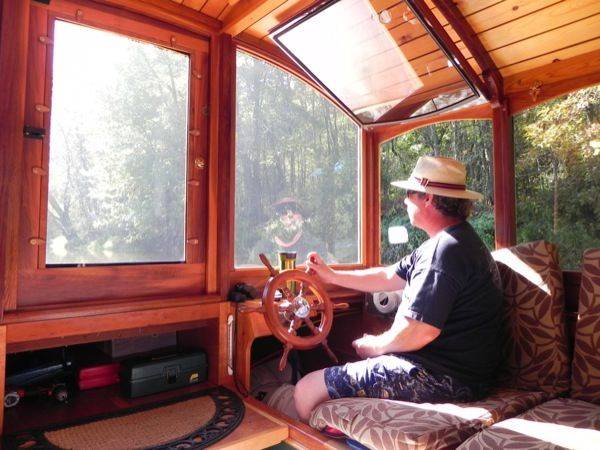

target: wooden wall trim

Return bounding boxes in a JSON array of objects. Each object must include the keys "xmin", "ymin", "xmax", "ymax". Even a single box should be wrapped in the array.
[
  {"xmin": 222, "ymin": 0, "xmax": 285, "ymax": 37},
  {"xmin": 91, "ymin": 0, "xmax": 220, "ymax": 35},
  {"xmin": 362, "ymin": 130, "xmax": 379, "ymax": 267},
  {"xmin": 206, "ymin": 34, "xmax": 221, "ymax": 294},
  {"xmin": 218, "ymin": 34, "xmax": 236, "ymax": 296},
  {"xmin": 492, "ymin": 101, "xmax": 516, "ymax": 249},
  {"xmin": 0, "ymin": 0, "xmax": 30, "ymax": 314},
  {"xmin": 506, "ymin": 48, "xmax": 600, "ymax": 115},
  {"xmin": 371, "ymin": 103, "xmax": 492, "ymax": 144}
]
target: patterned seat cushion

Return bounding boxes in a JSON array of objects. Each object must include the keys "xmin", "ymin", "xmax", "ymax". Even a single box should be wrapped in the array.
[
  {"xmin": 309, "ymin": 388, "xmax": 550, "ymax": 450},
  {"xmin": 571, "ymin": 248, "xmax": 600, "ymax": 404},
  {"xmin": 457, "ymin": 398, "xmax": 600, "ymax": 450},
  {"xmin": 492, "ymin": 241, "xmax": 570, "ymax": 395}
]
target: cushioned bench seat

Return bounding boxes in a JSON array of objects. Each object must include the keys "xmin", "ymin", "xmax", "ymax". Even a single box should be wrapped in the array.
[
  {"xmin": 457, "ymin": 398, "xmax": 600, "ymax": 450},
  {"xmin": 310, "ymin": 388, "xmax": 551, "ymax": 450},
  {"xmin": 307, "ymin": 241, "xmax": 572, "ymax": 450}
]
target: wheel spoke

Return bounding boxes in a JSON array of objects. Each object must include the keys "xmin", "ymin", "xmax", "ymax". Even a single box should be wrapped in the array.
[
  {"xmin": 287, "ymin": 317, "xmax": 298, "ymax": 334},
  {"xmin": 303, "ymin": 317, "xmax": 320, "ymax": 335}
]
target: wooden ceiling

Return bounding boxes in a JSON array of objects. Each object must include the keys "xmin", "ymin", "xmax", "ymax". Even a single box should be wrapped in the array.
[
  {"xmin": 174, "ymin": 0, "xmax": 600, "ymax": 76},
  {"xmin": 173, "ymin": 0, "xmax": 600, "ymax": 115}
]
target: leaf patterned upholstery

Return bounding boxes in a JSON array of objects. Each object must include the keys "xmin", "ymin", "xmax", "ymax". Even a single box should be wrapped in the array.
[
  {"xmin": 571, "ymin": 248, "xmax": 600, "ymax": 404},
  {"xmin": 457, "ymin": 398, "xmax": 600, "ymax": 450},
  {"xmin": 492, "ymin": 241, "xmax": 570, "ymax": 394},
  {"xmin": 309, "ymin": 388, "xmax": 550, "ymax": 450}
]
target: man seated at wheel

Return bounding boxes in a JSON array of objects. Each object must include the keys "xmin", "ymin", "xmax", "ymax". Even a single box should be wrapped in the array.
[{"xmin": 294, "ymin": 156, "xmax": 503, "ymax": 422}]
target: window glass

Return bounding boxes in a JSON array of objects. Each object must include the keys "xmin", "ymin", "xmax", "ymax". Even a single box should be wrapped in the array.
[
  {"xmin": 514, "ymin": 85, "xmax": 600, "ymax": 269},
  {"xmin": 380, "ymin": 120, "xmax": 494, "ymax": 264},
  {"xmin": 235, "ymin": 51, "xmax": 361, "ymax": 267},
  {"xmin": 46, "ymin": 21, "xmax": 189, "ymax": 265}
]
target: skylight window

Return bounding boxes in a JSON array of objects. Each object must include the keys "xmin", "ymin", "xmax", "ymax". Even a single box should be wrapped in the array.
[{"xmin": 272, "ymin": 0, "xmax": 480, "ymax": 125}]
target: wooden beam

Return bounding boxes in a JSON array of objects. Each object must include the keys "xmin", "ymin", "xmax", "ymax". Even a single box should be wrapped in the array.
[
  {"xmin": 406, "ymin": 0, "xmax": 489, "ymax": 100},
  {"xmin": 91, "ymin": 0, "xmax": 221, "ymax": 34},
  {"xmin": 492, "ymin": 101, "xmax": 516, "ymax": 249},
  {"xmin": 371, "ymin": 102, "xmax": 492, "ymax": 144},
  {"xmin": 429, "ymin": 0, "xmax": 502, "ymax": 103},
  {"xmin": 222, "ymin": 0, "xmax": 287, "ymax": 37},
  {"xmin": 218, "ymin": 34, "xmax": 235, "ymax": 296},
  {"xmin": 506, "ymin": 48, "xmax": 600, "ymax": 114},
  {"xmin": 0, "ymin": 0, "xmax": 30, "ymax": 315}
]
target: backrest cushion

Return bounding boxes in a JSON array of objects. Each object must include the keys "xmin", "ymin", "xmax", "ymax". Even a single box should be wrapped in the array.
[
  {"xmin": 493, "ymin": 240, "xmax": 570, "ymax": 394},
  {"xmin": 571, "ymin": 248, "xmax": 600, "ymax": 404}
]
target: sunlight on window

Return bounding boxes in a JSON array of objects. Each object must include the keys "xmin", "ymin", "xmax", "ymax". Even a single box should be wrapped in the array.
[
  {"xmin": 234, "ymin": 51, "xmax": 361, "ymax": 268},
  {"xmin": 46, "ymin": 21, "xmax": 190, "ymax": 265},
  {"xmin": 276, "ymin": 0, "xmax": 422, "ymax": 122}
]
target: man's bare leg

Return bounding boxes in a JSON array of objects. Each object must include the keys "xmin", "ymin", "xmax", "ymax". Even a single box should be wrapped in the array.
[{"xmin": 294, "ymin": 369, "xmax": 330, "ymax": 422}]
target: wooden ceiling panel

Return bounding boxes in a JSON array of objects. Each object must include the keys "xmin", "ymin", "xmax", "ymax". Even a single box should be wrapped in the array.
[
  {"xmin": 201, "ymin": 0, "xmax": 230, "ymax": 17},
  {"xmin": 476, "ymin": 0, "xmax": 600, "ymax": 53},
  {"xmin": 499, "ymin": 37, "xmax": 600, "ymax": 77},
  {"xmin": 490, "ymin": 13, "xmax": 600, "ymax": 72},
  {"xmin": 180, "ymin": 0, "xmax": 207, "ymax": 12}
]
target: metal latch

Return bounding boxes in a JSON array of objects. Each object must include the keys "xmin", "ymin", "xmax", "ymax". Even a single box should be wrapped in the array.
[
  {"xmin": 164, "ymin": 365, "xmax": 180, "ymax": 384},
  {"xmin": 24, "ymin": 126, "xmax": 46, "ymax": 140}
]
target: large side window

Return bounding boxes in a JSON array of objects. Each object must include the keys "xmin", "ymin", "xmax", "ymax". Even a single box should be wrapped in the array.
[
  {"xmin": 514, "ymin": 85, "xmax": 600, "ymax": 269},
  {"xmin": 235, "ymin": 50, "xmax": 361, "ymax": 267},
  {"xmin": 46, "ymin": 21, "xmax": 189, "ymax": 265},
  {"xmin": 380, "ymin": 121, "xmax": 495, "ymax": 264},
  {"xmin": 19, "ymin": 1, "xmax": 209, "ymax": 306}
]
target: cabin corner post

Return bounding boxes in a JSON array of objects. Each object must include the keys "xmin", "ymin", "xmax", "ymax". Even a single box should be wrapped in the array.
[
  {"xmin": 0, "ymin": 325, "xmax": 5, "ymax": 435},
  {"xmin": 363, "ymin": 128, "xmax": 380, "ymax": 267},
  {"xmin": 0, "ymin": 0, "xmax": 31, "ymax": 314},
  {"xmin": 492, "ymin": 100, "xmax": 516, "ymax": 249},
  {"xmin": 218, "ymin": 33, "xmax": 235, "ymax": 296}
]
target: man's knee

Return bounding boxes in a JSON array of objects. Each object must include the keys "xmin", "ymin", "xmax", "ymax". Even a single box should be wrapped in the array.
[{"xmin": 294, "ymin": 369, "xmax": 329, "ymax": 422}]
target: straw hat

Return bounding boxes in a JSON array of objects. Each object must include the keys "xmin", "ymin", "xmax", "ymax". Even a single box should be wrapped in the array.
[{"xmin": 391, "ymin": 156, "xmax": 483, "ymax": 200}]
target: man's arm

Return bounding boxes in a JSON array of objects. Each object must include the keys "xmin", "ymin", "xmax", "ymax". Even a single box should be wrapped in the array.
[
  {"xmin": 352, "ymin": 315, "xmax": 441, "ymax": 358},
  {"xmin": 305, "ymin": 252, "xmax": 406, "ymax": 293}
]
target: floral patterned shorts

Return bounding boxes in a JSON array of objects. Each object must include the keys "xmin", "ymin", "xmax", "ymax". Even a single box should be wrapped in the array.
[{"xmin": 324, "ymin": 354, "xmax": 477, "ymax": 403}]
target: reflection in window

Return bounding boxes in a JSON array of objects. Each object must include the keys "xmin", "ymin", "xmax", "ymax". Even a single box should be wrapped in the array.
[
  {"xmin": 380, "ymin": 121, "xmax": 494, "ymax": 264},
  {"xmin": 46, "ymin": 21, "xmax": 189, "ymax": 265},
  {"xmin": 235, "ymin": 51, "xmax": 360, "ymax": 267},
  {"xmin": 515, "ymin": 85, "xmax": 600, "ymax": 269}
]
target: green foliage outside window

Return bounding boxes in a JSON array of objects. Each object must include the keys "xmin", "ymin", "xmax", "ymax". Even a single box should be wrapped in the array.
[
  {"xmin": 380, "ymin": 120, "xmax": 494, "ymax": 265},
  {"xmin": 235, "ymin": 51, "xmax": 360, "ymax": 267},
  {"xmin": 46, "ymin": 21, "xmax": 189, "ymax": 265},
  {"xmin": 514, "ymin": 85, "xmax": 600, "ymax": 269}
]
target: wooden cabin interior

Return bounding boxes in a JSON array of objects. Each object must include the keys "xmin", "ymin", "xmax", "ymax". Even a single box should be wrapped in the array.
[{"xmin": 1, "ymin": 0, "xmax": 599, "ymax": 448}]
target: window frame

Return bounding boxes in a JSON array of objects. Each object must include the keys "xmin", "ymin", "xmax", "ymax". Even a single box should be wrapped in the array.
[
  {"xmin": 18, "ymin": 0, "xmax": 211, "ymax": 307},
  {"xmin": 229, "ymin": 41, "xmax": 368, "ymax": 282}
]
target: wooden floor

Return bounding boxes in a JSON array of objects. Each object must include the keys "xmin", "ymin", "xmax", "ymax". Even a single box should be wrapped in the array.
[{"xmin": 213, "ymin": 401, "xmax": 288, "ymax": 449}]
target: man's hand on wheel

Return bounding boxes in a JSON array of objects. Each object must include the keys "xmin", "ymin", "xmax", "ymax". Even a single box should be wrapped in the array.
[{"xmin": 305, "ymin": 252, "xmax": 335, "ymax": 284}]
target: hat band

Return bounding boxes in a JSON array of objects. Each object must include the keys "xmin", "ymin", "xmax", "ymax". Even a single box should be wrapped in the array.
[{"xmin": 413, "ymin": 176, "xmax": 466, "ymax": 191}]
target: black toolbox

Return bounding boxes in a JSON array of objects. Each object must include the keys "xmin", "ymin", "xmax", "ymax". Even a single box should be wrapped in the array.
[{"xmin": 120, "ymin": 350, "xmax": 207, "ymax": 398}]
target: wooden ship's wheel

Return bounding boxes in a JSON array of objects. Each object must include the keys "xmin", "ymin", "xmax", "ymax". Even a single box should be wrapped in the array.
[{"xmin": 242, "ymin": 254, "xmax": 347, "ymax": 371}]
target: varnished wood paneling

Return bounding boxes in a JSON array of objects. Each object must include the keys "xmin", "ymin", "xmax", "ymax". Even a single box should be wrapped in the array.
[
  {"xmin": 201, "ymin": 0, "xmax": 229, "ymax": 18},
  {"xmin": 500, "ymin": 37, "xmax": 600, "ymax": 77},
  {"xmin": 507, "ymin": 48, "xmax": 600, "ymax": 114},
  {"xmin": 0, "ymin": 0, "xmax": 30, "ymax": 313},
  {"xmin": 222, "ymin": 0, "xmax": 288, "ymax": 36},
  {"xmin": 371, "ymin": 102, "xmax": 493, "ymax": 144},
  {"xmin": 490, "ymin": 13, "xmax": 600, "ymax": 72},
  {"xmin": 96, "ymin": 0, "xmax": 221, "ymax": 33},
  {"xmin": 19, "ymin": 264, "xmax": 206, "ymax": 306}
]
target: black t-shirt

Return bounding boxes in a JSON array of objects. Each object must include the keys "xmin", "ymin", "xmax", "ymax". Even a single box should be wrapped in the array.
[{"xmin": 395, "ymin": 221, "xmax": 503, "ymax": 386}]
